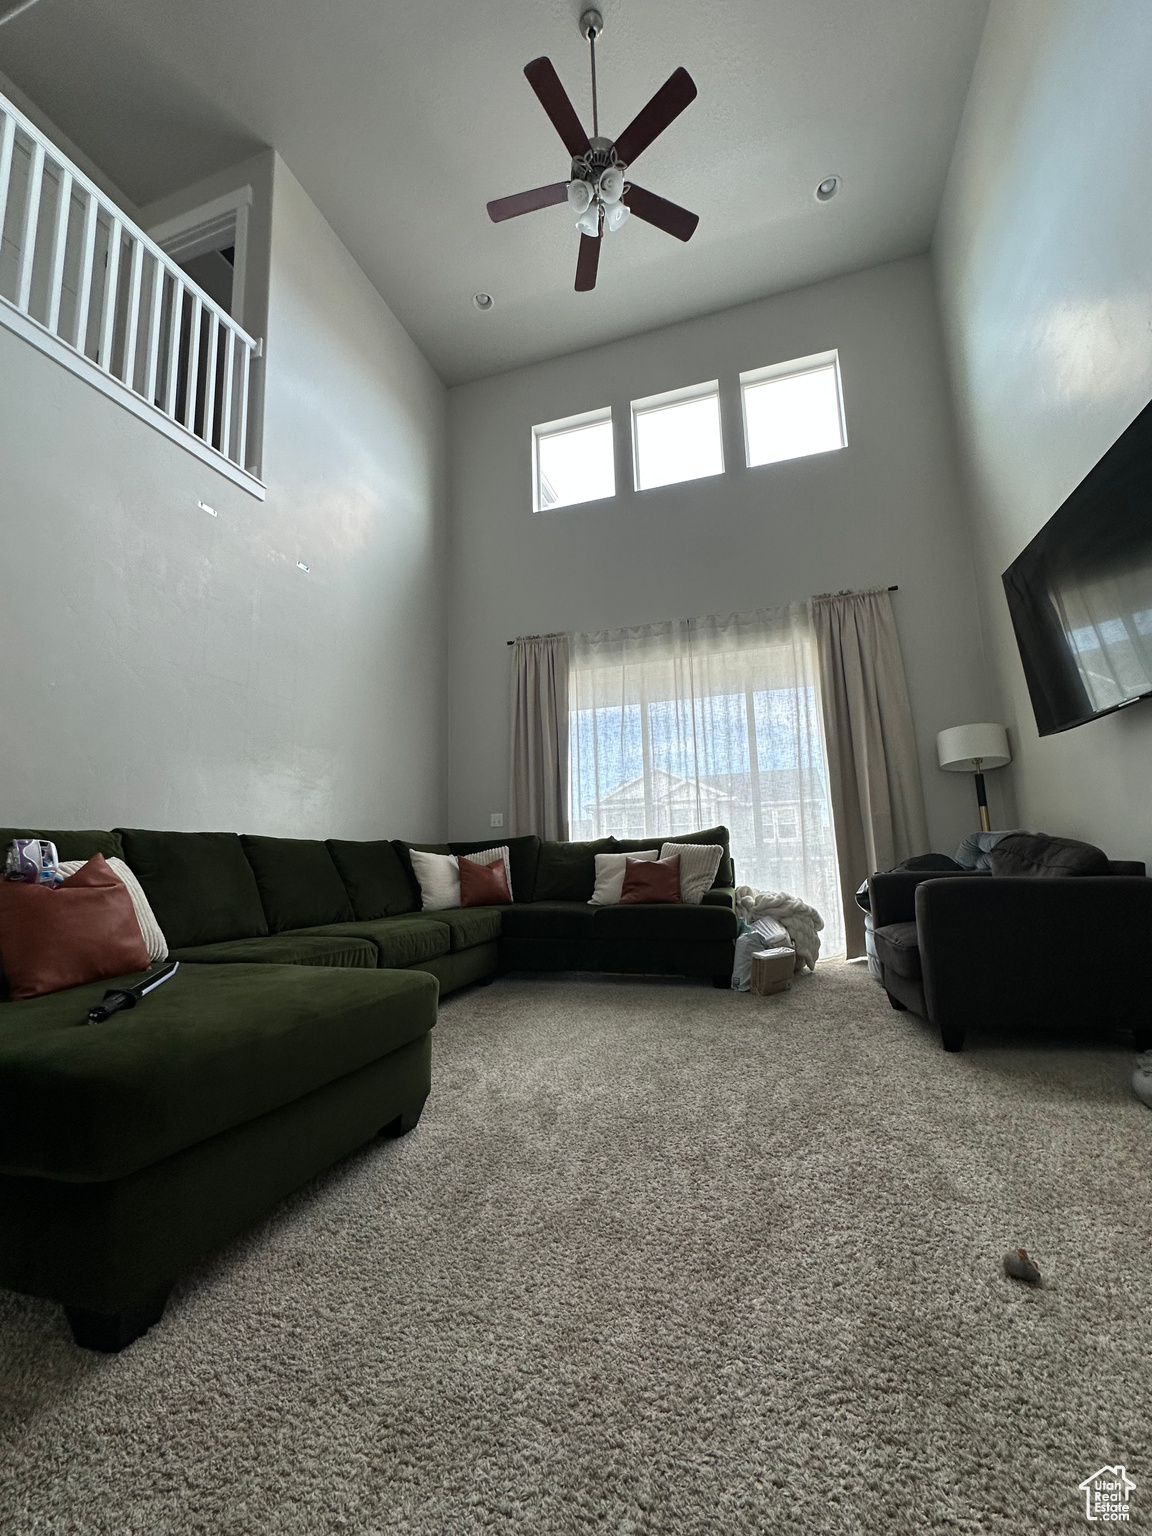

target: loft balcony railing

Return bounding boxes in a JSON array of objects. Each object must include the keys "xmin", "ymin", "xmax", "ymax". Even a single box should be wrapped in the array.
[{"xmin": 0, "ymin": 88, "xmax": 263, "ymax": 491}]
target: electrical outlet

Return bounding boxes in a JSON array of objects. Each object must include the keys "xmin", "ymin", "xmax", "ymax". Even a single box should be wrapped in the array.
[{"xmin": 490, "ymin": 812, "xmax": 504, "ymax": 828}]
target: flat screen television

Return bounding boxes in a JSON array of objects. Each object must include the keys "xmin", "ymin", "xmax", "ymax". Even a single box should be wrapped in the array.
[{"xmin": 1003, "ymin": 398, "xmax": 1152, "ymax": 736}]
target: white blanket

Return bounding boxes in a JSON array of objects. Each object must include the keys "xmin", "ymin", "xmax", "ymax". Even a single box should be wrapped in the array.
[{"xmin": 734, "ymin": 885, "xmax": 824, "ymax": 971}]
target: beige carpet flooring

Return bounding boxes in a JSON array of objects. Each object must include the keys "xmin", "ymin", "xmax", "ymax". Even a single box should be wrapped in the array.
[{"xmin": 1, "ymin": 963, "xmax": 1149, "ymax": 1534}]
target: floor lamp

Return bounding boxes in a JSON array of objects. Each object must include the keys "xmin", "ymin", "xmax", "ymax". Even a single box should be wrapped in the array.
[{"xmin": 936, "ymin": 723, "xmax": 1011, "ymax": 832}]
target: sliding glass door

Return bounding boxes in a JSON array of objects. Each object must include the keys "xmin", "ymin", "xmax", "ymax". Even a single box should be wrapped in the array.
[{"xmin": 569, "ymin": 604, "xmax": 844, "ymax": 955}]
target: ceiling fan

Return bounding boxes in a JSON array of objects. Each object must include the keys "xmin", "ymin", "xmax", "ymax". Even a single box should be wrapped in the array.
[{"xmin": 486, "ymin": 8, "xmax": 699, "ymax": 293}]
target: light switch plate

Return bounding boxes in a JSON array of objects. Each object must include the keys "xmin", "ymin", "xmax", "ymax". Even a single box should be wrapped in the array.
[{"xmin": 490, "ymin": 812, "xmax": 504, "ymax": 827}]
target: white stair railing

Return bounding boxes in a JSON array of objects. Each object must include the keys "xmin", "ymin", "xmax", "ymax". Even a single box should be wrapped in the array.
[{"xmin": 0, "ymin": 88, "xmax": 262, "ymax": 480}]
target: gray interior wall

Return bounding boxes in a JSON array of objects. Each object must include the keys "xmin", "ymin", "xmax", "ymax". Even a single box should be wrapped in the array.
[
  {"xmin": 447, "ymin": 254, "xmax": 999, "ymax": 850},
  {"xmin": 0, "ymin": 149, "xmax": 448, "ymax": 839},
  {"xmin": 933, "ymin": 0, "xmax": 1152, "ymax": 866}
]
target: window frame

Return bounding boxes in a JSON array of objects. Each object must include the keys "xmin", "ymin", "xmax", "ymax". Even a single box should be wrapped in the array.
[
  {"xmin": 630, "ymin": 378, "xmax": 724, "ymax": 493},
  {"xmin": 531, "ymin": 405, "xmax": 616, "ymax": 513},
  {"xmin": 739, "ymin": 349, "xmax": 847, "ymax": 471}
]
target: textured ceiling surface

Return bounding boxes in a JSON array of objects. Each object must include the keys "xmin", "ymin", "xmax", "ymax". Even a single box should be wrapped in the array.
[{"xmin": 0, "ymin": 0, "xmax": 989, "ymax": 383}]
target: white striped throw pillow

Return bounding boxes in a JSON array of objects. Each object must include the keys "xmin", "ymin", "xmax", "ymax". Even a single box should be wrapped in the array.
[
  {"xmin": 659, "ymin": 843, "xmax": 724, "ymax": 905},
  {"xmin": 59, "ymin": 856, "xmax": 168, "ymax": 961}
]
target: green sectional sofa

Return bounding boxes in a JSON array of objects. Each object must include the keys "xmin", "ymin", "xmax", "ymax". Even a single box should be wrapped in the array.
[{"xmin": 0, "ymin": 822, "xmax": 737, "ymax": 1351}]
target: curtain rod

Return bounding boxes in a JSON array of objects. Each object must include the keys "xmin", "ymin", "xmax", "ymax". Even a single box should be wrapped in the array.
[{"xmin": 506, "ymin": 587, "xmax": 898, "ymax": 645}]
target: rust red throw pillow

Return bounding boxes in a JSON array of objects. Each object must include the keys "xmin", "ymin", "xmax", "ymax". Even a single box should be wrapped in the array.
[
  {"xmin": 619, "ymin": 854, "xmax": 681, "ymax": 905},
  {"xmin": 0, "ymin": 853, "xmax": 149, "ymax": 1000},
  {"xmin": 458, "ymin": 854, "xmax": 512, "ymax": 908}
]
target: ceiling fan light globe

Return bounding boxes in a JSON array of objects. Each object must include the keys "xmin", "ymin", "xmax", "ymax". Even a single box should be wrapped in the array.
[
  {"xmin": 604, "ymin": 200, "xmax": 630, "ymax": 234},
  {"xmin": 567, "ymin": 178, "xmax": 594, "ymax": 214},
  {"xmin": 598, "ymin": 166, "xmax": 625, "ymax": 204},
  {"xmin": 575, "ymin": 203, "xmax": 601, "ymax": 238}
]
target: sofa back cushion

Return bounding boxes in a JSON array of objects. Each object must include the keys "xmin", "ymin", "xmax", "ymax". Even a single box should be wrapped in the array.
[
  {"xmin": 116, "ymin": 829, "xmax": 269, "ymax": 949},
  {"xmin": 614, "ymin": 825, "xmax": 734, "ymax": 888},
  {"xmin": 990, "ymin": 831, "xmax": 1110, "ymax": 878},
  {"xmin": 533, "ymin": 838, "xmax": 618, "ymax": 903},
  {"xmin": 241, "ymin": 835, "xmax": 355, "ymax": 933},
  {"xmin": 0, "ymin": 827, "xmax": 123, "ymax": 862},
  {"xmin": 326, "ymin": 839, "xmax": 418, "ymax": 919},
  {"xmin": 450, "ymin": 835, "xmax": 541, "ymax": 903}
]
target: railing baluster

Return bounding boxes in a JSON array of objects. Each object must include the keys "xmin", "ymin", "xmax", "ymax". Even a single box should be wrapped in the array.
[
  {"xmin": 45, "ymin": 166, "xmax": 72, "ymax": 334},
  {"xmin": 72, "ymin": 189, "xmax": 98, "ymax": 353},
  {"xmin": 202, "ymin": 312, "xmax": 219, "ymax": 447},
  {"xmin": 143, "ymin": 254, "xmax": 163, "ymax": 405},
  {"xmin": 0, "ymin": 114, "xmax": 17, "ymax": 251},
  {"xmin": 15, "ymin": 138, "xmax": 45, "ymax": 313},
  {"xmin": 237, "ymin": 340, "xmax": 251, "ymax": 469},
  {"xmin": 183, "ymin": 292, "xmax": 202, "ymax": 431},
  {"xmin": 98, "ymin": 216, "xmax": 122, "ymax": 373},
  {"xmin": 220, "ymin": 326, "xmax": 236, "ymax": 459},
  {"xmin": 0, "ymin": 87, "xmax": 262, "ymax": 480},
  {"xmin": 120, "ymin": 237, "xmax": 143, "ymax": 389},
  {"xmin": 164, "ymin": 280, "xmax": 184, "ymax": 418}
]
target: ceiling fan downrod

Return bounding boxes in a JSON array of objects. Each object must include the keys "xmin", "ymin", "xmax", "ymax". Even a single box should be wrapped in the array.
[{"xmin": 581, "ymin": 9, "xmax": 603, "ymax": 137}]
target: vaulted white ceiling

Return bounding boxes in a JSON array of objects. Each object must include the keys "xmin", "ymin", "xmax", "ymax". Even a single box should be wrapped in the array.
[{"xmin": 0, "ymin": 0, "xmax": 989, "ymax": 383}]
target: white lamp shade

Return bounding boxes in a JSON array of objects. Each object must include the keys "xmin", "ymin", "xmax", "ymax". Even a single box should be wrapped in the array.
[
  {"xmin": 567, "ymin": 178, "xmax": 593, "ymax": 214},
  {"xmin": 574, "ymin": 203, "xmax": 601, "ymax": 238},
  {"xmin": 598, "ymin": 166, "xmax": 625, "ymax": 204},
  {"xmin": 937, "ymin": 722, "xmax": 1011, "ymax": 772},
  {"xmin": 603, "ymin": 200, "xmax": 630, "ymax": 233}
]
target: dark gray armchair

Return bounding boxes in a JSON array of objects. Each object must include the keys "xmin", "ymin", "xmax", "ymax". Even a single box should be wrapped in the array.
[{"xmin": 868, "ymin": 863, "xmax": 1152, "ymax": 1051}]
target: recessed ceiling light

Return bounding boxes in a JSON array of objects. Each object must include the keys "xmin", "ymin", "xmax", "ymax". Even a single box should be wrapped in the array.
[
  {"xmin": 472, "ymin": 292, "xmax": 494, "ymax": 311},
  {"xmin": 815, "ymin": 176, "xmax": 841, "ymax": 202}
]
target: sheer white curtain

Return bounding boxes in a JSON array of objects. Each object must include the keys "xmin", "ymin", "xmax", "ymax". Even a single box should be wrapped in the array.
[{"xmin": 569, "ymin": 604, "xmax": 845, "ymax": 955}]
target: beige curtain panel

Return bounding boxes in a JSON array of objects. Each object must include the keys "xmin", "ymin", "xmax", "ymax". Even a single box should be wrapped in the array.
[
  {"xmin": 812, "ymin": 589, "xmax": 929, "ymax": 957},
  {"xmin": 509, "ymin": 633, "xmax": 571, "ymax": 839}
]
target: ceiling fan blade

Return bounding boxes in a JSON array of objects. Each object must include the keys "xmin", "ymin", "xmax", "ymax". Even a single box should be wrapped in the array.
[
  {"xmin": 524, "ymin": 57, "xmax": 592, "ymax": 158},
  {"xmin": 612, "ymin": 67, "xmax": 698, "ymax": 167},
  {"xmin": 575, "ymin": 233, "xmax": 601, "ymax": 292},
  {"xmin": 487, "ymin": 183, "xmax": 569, "ymax": 223},
  {"xmin": 622, "ymin": 183, "xmax": 699, "ymax": 242}
]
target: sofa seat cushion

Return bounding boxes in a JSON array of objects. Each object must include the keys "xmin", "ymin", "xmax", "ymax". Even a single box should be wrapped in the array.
[
  {"xmin": 499, "ymin": 901, "xmax": 598, "ymax": 943},
  {"xmin": 593, "ymin": 902, "xmax": 738, "ymax": 943},
  {"xmin": 0, "ymin": 963, "xmax": 437, "ymax": 1182},
  {"xmin": 240, "ymin": 835, "xmax": 355, "ymax": 932},
  {"xmin": 170, "ymin": 935, "xmax": 378, "ymax": 969},
  {"xmin": 327, "ymin": 839, "xmax": 418, "ymax": 919},
  {"xmin": 0, "ymin": 828, "xmax": 124, "ymax": 863},
  {"xmin": 292, "ymin": 918, "xmax": 451, "ymax": 968},
  {"xmin": 116, "ymin": 830, "xmax": 268, "ymax": 948},
  {"xmin": 874, "ymin": 920, "xmax": 921, "ymax": 981},
  {"xmin": 423, "ymin": 906, "xmax": 506, "ymax": 951}
]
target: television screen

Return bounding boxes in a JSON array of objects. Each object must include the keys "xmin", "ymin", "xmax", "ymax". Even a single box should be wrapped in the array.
[{"xmin": 1003, "ymin": 398, "xmax": 1152, "ymax": 736}]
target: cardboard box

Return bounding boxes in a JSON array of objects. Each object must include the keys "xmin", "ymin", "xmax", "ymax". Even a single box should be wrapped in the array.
[{"xmin": 751, "ymin": 947, "xmax": 796, "ymax": 996}]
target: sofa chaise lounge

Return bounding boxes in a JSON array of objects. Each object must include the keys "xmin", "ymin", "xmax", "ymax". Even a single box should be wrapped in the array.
[{"xmin": 0, "ymin": 823, "xmax": 738, "ymax": 1350}]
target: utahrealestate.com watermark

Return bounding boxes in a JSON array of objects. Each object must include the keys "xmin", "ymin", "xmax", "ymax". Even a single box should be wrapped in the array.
[{"xmin": 1079, "ymin": 1466, "xmax": 1136, "ymax": 1522}]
